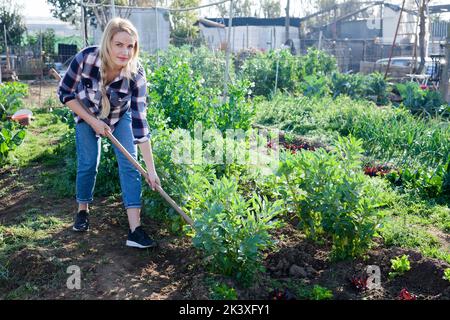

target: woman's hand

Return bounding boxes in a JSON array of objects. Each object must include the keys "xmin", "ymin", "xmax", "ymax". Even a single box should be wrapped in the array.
[
  {"xmin": 90, "ymin": 119, "xmax": 111, "ymax": 136},
  {"xmin": 146, "ymin": 170, "xmax": 161, "ymax": 191}
]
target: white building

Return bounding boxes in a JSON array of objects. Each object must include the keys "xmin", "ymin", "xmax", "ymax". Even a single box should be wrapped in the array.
[
  {"xmin": 24, "ymin": 16, "xmax": 79, "ymax": 37},
  {"xmin": 195, "ymin": 17, "xmax": 302, "ymax": 53},
  {"xmin": 92, "ymin": 7, "xmax": 170, "ymax": 54}
]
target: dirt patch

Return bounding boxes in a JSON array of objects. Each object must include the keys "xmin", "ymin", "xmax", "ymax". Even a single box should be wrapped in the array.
[
  {"xmin": 8, "ymin": 247, "xmax": 61, "ymax": 283},
  {"xmin": 256, "ymin": 224, "xmax": 450, "ymax": 300},
  {"xmin": 0, "ymin": 165, "xmax": 67, "ymax": 225}
]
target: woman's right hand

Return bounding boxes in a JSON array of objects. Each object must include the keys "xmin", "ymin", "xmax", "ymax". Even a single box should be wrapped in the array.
[{"xmin": 90, "ymin": 119, "xmax": 111, "ymax": 136}]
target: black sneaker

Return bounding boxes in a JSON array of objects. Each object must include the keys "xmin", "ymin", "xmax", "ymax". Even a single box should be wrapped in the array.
[
  {"xmin": 126, "ymin": 226, "xmax": 157, "ymax": 249},
  {"xmin": 73, "ymin": 210, "xmax": 89, "ymax": 232}
]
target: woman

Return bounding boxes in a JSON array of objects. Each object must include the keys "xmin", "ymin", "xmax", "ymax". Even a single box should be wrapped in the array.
[{"xmin": 58, "ymin": 18, "xmax": 160, "ymax": 249}]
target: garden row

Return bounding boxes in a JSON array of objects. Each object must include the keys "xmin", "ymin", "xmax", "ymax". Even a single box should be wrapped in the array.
[{"xmin": 43, "ymin": 46, "xmax": 450, "ymax": 294}]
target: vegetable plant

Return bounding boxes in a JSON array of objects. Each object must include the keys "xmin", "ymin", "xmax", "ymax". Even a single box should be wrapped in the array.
[
  {"xmin": 389, "ymin": 255, "xmax": 411, "ymax": 278},
  {"xmin": 191, "ymin": 177, "xmax": 283, "ymax": 286}
]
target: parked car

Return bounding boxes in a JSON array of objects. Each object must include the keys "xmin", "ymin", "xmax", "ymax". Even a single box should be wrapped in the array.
[{"xmin": 375, "ymin": 56, "xmax": 434, "ymax": 75}]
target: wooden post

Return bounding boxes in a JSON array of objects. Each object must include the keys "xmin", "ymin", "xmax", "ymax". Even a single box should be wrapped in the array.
[
  {"xmin": 285, "ymin": 0, "xmax": 290, "ymax": 43},
  {"xmin": 155, "ymin": 7, "xmax": 160, "ymax": 64},
  {"xmin": 318, "ymin": 31, "xmax": 323, "ymax": 50},
  {"xmin": 81, "ymin": 0, "xmax": 88, "ymax": 46},
  {"xmin": 273, "ymin": 26, "xmax": 276, "ymax": 49},
  {"xmin": 3, "ymin": 24, "xmax": 9, "ymax": 70},
  {"xmin": 380, "ymin": 2, "xmax": 384, "ymax": 39},
  {"xmin": 39, "ymin": 30, "xmax": 43, "ymax": 107},
  {"xmin": 224, "ymin": 0, "xmax": 233, "ymax": 100},
  {"xmin": 246, "ymin": 24, "xmax": 249, "ymax": 49},
  {"xmin": 111, "ymin": 0, "xmax": 116, "ymax": 18},
  {"xmin": 440, "ymin": 22, "xmax": 450, "ymax": 102},
  {"xmin": 385, "ymin": 0, "xmax": 406, "ymax": 79}
]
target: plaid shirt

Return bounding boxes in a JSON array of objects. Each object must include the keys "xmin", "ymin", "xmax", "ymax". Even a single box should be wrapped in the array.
[{"xmin": 57, "ymin": 46, "xmax": 150, "ymax": 144}]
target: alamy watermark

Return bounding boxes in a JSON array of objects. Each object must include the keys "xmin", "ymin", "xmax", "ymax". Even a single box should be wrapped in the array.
[
  {"xmin": 66, "ymin": 265, "xmax": 81, "ymax": 290},
  {"xmin": 366, "ymin": 265, "xmax": 382, "ymax": 289},
  {"xmin": 168, "ymin": 123, "xmax": 280, "ymax": 175}
]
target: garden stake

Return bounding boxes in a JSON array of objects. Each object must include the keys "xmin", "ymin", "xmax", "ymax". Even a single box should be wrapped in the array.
[{"xmin": 51, "ymin": 68, "xmax": 194, "ymax": 228}]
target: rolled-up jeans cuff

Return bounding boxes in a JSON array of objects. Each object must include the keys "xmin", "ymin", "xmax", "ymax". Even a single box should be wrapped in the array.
[
  {"xmin": 77, "ymin": 198, "xmax": 94, "ymax": 204},
  {"xmin": 124, "ymin": 204, "xmax": 142, "ymax": 209}
]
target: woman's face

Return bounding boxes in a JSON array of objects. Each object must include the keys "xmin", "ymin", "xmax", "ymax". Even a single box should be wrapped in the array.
[{"xmin": 110, "ymin": 31, "xmax": 136, "ymax": 69}]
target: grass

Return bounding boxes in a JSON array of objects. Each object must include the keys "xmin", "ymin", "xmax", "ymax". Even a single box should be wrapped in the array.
[
  {"xmin": 4, "ymin": 282, "xmax": 41, "ymax": 299},
  {"xmin": 0, "ymin": 209, "xmax": 65, "ymax": 255},
  {"xmin": 387, "ymin": 195, "xmax": 450, "ymax": 233},
  {"xmin": 380, "ymin": 215, "xmax": 450, "ymax": 264},
  {"xmin": 0, "ymin": 208, "xmax": 68, "ymax": 299},
  {"xmin": 255, "ymin": 94, "xmax": 450, "ymax": 173},
  {"xmin": 6, "ymin": 110, "xmax": 70, "ymax": 167}
]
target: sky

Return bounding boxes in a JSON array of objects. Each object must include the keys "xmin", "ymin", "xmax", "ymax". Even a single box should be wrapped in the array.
[
  {"xmin": 18, "ymin": 0, "xmax": 53, "ymax": 18},
  {"xmin": 17, "ymin": 0, "xmax": 450, "ymax": 19}
]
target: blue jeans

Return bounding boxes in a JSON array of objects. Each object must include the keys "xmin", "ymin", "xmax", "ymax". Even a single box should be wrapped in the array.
[{"xmin": 75, "ymin": 111, "xmax": 142, "ymax": 209}]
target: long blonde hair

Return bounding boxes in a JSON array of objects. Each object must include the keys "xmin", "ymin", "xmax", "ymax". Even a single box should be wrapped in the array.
[{"xmin": 99, "ymin": 17, "xmax": 140, "ymax": 119}]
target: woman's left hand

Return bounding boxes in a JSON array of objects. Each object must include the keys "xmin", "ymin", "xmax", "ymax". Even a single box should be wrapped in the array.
[{"xmin": 146, "ymin": 170, "xmax": 161, "ymax": 191}]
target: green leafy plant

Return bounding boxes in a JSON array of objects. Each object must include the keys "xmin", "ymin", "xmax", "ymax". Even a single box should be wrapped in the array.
[
  {"xmin": 277, "ymin": 135, "xmax": 389, "ymax": 259},
  {"xmin": 310, "ymin": 285, "xmax": 333, "ymax": 300},
  {"xmin": 298, "ymin": 47, "xmax": 338, "ymax": 79},
  {"xmin": 330, "ymin": 72, "xmax": 367, "ymax": 99},
  {"xmin": 241, "ymin": 48, "xmax": 299, "ymax": 97},
  {"xmin": 255, "ymin": 94, "xmax": 450, "ymax": 198},
  {"xmin": 147, "ymin": 58, "xmax": 210, "ymax": 130},
  {"xmin": 146, "ymin": 55, "xmax": 253, "ymax": 131},
  {"xmin": 0, "ymin": 82, "xmax": 29, "ymax": 166},
  {"xmin": 209, "ymin": 282, "xmax": 238, "ymax": 300},
  {"xmin": 365, "ymin": 72, "xmax": 390, "ymax": 105},
  {"xmin": 146, "ymin": 45, "xmax": 233, "ymax": 91},
  {"xmin": 299, "ymin": 75, "xmax": 331, "ymax": 98},
  {"xmin": 191, "ymin": 177, "xmax": 283, "ymax": 286},
  {"xmin": 0, "ymin": 120, "xmax": 26, "ymax": 165},
  {"xmin": 389, "ymin": 254, "xmax": 411, "ymax": 278},
  {"xmin": 215, "ymin": 79, "xmax": 254, "ymax": 132},
  {"xmin": 51, "ymin": 107, "xmax": 75, "ymax": 128},
  {"xmin": 0, "ymin": 82, "xmax": 28, "ymax": 119},
  {"xmin": 396, "ymin": 82, "xmax": 446, "ymax": 116},
  {"xmin": 443, "ymin": 268, "xmax": 450, "ymax": 282},
  {"xmin": 241, "ymin": 47, "xmax": 337, "ymax": 98}
]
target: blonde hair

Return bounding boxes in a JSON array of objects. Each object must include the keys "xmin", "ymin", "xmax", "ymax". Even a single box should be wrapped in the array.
[{"xmin": 98, "ymin": 17, "xmax": 140, "ymax": 119}]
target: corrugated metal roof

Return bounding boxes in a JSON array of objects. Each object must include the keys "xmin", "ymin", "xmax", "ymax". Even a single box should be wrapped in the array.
[
  {"xmin": 196, "ymin": 17, "xmax": 302, "ymax": 28},
  {"xmin": 429, "ymin": 4, "xmax": 450, "ymax": 14}
]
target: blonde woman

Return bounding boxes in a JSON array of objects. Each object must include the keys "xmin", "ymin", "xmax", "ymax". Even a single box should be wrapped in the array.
[{"xmin": 58, "ymin": 18, "xmax": 160, "ymax": 249}]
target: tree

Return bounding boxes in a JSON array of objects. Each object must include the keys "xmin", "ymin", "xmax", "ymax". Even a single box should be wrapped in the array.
[
  {"xmin": 170, "ymin": 0, "xmax": 200, "ymax": 46},
  {"xmin": 217, "ymin": 0, "xmax": 254, "ymax": 18},
  {"xmin": 0, "ymin": 0, "xmax": 27, "ymax": 52},
  {"xmin": 24, "ymin": 29, "xmax": 56, "ymax": 62},
  {"xmin": 47, "ymin": 0, "xmax": 84, "ymax": 26},
  {"xmin": 315, "ymin": 0, "xmax": 337, "ymax": 12},
  {"xmin": 47, "ymin": 0, "xmax": 138, "ymax": 31},
  {"xmin": 261, "ymin": 0, "xmax": 280, "ymax": 18},
  {"xmin": 416, "ymin": 0, "xmax": 431, "ymax": 74}
]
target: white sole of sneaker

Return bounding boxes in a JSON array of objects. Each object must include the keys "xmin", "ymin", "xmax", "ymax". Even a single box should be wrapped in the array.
[
  {"xmin": 72, "ymin": 226, "xmax": 89, "ymax": 232},
  {"xmin": 126, "ymin": 240, "xmax": 156, "ymax": 249}
]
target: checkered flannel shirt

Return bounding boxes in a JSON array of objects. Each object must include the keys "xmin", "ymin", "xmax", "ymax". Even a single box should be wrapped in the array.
[{"xmin": 57, "ymin": 46, "xmax": 151, "ymax": 144}]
